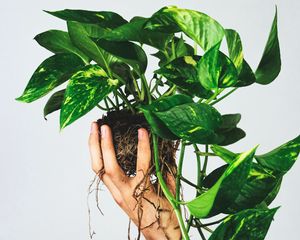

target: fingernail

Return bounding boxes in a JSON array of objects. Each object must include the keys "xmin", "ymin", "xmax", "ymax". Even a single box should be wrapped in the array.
[
  {"xmin": 101, "ymin": 125, "xmax": 106, "ymax": 138},
  {"xmin": 138, "ymin": 128, "xmax": 144, "ymax": 140}
]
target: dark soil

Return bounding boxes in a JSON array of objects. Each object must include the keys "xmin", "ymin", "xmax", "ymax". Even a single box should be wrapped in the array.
[{"xmin": 97, "ymin": 109, "xmax": 179, "ymax": 196}]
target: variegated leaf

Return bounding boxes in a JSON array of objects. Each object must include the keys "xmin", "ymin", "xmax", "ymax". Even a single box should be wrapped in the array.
[
  {"xmin": 255, "ymin": 135, "xmax": 300, "ymax": 173},
  {"xmin": 60, "ymin": 65, "xmax": 119, "ymax": 129},
  {"xmin": 144, "ymin": 6, "xmax": 224, "ymax": 51},
  {"xmin": 154, "ymin": 102, "xmax": 223, "ymax": 144},
  {"xmin": 197, "ymin": 42, "xmax": 238, "ymax": 90},
  {"xmin": 209, "ymin": 208, "xmax": 278, "ymax": 240},
  {"xmin": 16, "ymin": 53, "xmax": 85, "ymax": 103},
  {"xmin": 34, "ymin": 30, "xmax": 89, "ymax": 63},
  {"xmin": 186, "ymin": 146, "xmax": 257, "ymax": 218}
]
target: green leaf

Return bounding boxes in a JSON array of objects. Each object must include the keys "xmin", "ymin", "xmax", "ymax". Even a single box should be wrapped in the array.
[
  {"xmin": 16, "ymin": 53, "xmax": 85, "ymax": 103},
  {"xmin": 209, "ymin": 208, "xmax": 278, "ymax": 240},
  {"xmin": 263, "ymin": 177, "xmax": 282, "ymax": 205},
  {"xmin": 67, "ymin": 21, "xmax": 117, "ymax": 69},
  {"xmin": 235, "ymin": 59, "xmax": 256, "ymax": 87},
  {"xmin": 94, "ymin": 39, "xmax": 147, "ymax": 74},
  {"xmin": 225, "ymin": 163, "xmax": 278, "ymax": 213},
  {"xmin": 225, "ymin": 29, "xmax": 244, "ymax": 74},
  {"xmin": 209, "ymin": 147, "xmax": 284, "ymax": 213},
  {"xmin": 255, "ymin": 135, "xmax": 300, "ymax": 173},
  {"xmin": 197, "ymin": 42, "xmax": 238, "ymax": 90},
  {"xmin": 225, "ymin": 29, "xmax": 256, "ymax": 87},
  {"xmin": 217, "ymin": 128, "xmax": 246, "ymax": 146},
  {"xmin": 154, "ymin": 102, "xmax": 223, "ymax": 144},
  {"xmin": 44, "ymin": 89, "xmax": 65, "ymax": 119},
  {"xmin": 100, "ymin": 16, "xmax": 173, "ymax": 50},
  {"xmin": 145, "ymin": 6, "xmax": 224, "ymax": 51},
  {"xmin": 60, "ymin": 65, "xmax": 119, "ymax": 129},
  {"xmin": 211, "ymin": 145, "xmax": 238, "ymax": 164},
  {"xmin": 219, "ymin": 114, "xmax": 241, "ymax": 130},
  {"xmin": 139, "ymin": 94, "xmax": 193, "ymax": 139},
  {"xmin": 45, "ymin": 9, "xmax": 127, "ymax": 28},
  {"xmin": 255, "ymin": 8, "xmax": 281, "ymax": 85},
  {"xmin": 187, "ymin": 146, "xmax": 257, "ymax": 218},
  {"xmin": 34, "ymin": 30, "xmax": 89, "ymax": 63},
  {"xmin": 152, "ymin": 36, "xmax": 194, "ymax": 67},
  {"xmin": 155, "ymin": 55, "xmax": 213, "ymax": 99}
]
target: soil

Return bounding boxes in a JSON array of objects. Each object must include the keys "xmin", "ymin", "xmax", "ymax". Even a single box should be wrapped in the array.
[{"xmin": 97, "ymin": 109, "xmax": 179, "ymax": 196}]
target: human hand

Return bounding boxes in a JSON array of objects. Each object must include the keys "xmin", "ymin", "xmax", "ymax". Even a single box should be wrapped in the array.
[{"xmin": 88, "ymin": 122, "xmax": 182, "ymax": 240}]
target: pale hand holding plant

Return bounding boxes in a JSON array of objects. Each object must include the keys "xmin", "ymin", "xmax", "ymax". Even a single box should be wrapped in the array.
[{"xmin": 89, "ymin": 122, "xmax": 181, "ymax": 240}]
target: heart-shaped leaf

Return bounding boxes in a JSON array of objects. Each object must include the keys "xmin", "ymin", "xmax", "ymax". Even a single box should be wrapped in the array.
[
  {"xmin": 209, "ymin": 208, "xmax": 278, "ymax": 240},
  {"xmin": 155, "ymin": 55, "xmax": 213, "ymax": 99},
  {"xmin": 144, "ymin": 6, "xmax": 224, "ymax": 51},
  {"xmin": 94, "ymin": 39, "xmax": 147, "ymax": 74},
  {"xmin": 67, "ymin": 21, "xmax": 117, "ymax": 69},
  {"xmin": 154, "ymin": 102, "xmax": 223, "ymax": 144},
  {"xmin": 225, "ymin": 29, "xmax": 244, "ymax": 74},
  {"xmin": 139, "ymin": 94, "xmax": 193, "ymax": 139},
  {"xmin": 255, "ymin": 135, "xmax": 300, "ymax": 173},
  {"xmin": 225, "ymin": 163, "xmax": 278, "ymax": 213},
  {"xmin": 197, "ymin": 42, "xmax": 238, "ymax": 90},
  {"xmin": 44, "ymin": 89, "xmax": 65, "ymax": 119},
  {"xmin": 34, "ymin": 30, "xmax": 89, "ymax": 63},
  {"xmin": 255, "ymin": 8, "xmax": 281, "ymax": 85},
  {"xmin": 60, "ymin": 65, "xmax": 119, "ymax": 129},
  {"xmin": 187, "ymin": 145, "xmax": 257, "ymax": 218},
  {"xmin": 45, "ymin": 9, "xmax": 127, "ymax": 28},
  {"xmin": 236, "ymin": 59, "xmax": 256, "ymax": 87},
  {"xmin": 100, "ymin": 16, "xmax": 172, "ymax": 50},
  {"xmin": 16, "ymin": 53, "xmax": 85, "ymax": 103}
]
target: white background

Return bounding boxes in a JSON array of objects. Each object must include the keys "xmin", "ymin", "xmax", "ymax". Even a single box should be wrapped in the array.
[{"xmin": 0, "ymin": 0, "xmax": 299, "ymax": 239}]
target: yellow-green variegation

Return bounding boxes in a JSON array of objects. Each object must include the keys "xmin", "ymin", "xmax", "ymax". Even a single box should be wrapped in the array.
[
  {"xmin": 16, "ymin": 53, "xmax": 85, "ymax": 103},
  {"xmin": 60, "ymin": 65, "xmax": 120, "ymax": 129}
]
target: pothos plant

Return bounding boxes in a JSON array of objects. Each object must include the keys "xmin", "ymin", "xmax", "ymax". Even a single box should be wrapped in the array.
[{"xmin": 16, "ymin": 5, "xmax": 300, "ymax": 240}]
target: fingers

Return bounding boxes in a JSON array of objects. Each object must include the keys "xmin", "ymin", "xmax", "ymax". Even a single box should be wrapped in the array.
[
  {"xmin": 100, "ymin": 124, "xmax": 127, "ymax": 188},
  {"xmin": 136, "ymin": 128, "xmax": 151, "ymax": 181},
  {"xmin": 89, "ymin": 122, "xmax": 103, "ymax": 174}
]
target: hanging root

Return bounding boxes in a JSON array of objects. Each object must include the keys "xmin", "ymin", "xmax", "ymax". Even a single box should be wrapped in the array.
[{"xmin": 87, "ymin": 168, "xmax": 106, "ymax": 239}]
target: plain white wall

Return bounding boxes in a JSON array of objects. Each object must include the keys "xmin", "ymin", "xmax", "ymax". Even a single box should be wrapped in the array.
[{"xmin": 1, "ymin": 0, "xmax": 299, "ymax": 239}]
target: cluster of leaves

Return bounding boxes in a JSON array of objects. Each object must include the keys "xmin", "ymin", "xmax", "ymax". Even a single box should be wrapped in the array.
[{"xmin": 16, "ymin": 5, "xmax": 299, "ymax": 240}]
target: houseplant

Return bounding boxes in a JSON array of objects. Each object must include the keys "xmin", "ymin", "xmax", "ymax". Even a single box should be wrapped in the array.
[{"xmin": 16, "ymin": 5, "xmax": 300, "ymax": 240}]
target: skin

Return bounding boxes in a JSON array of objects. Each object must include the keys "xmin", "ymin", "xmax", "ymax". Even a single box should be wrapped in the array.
[{"xmin": 88, "ymin": 122, "xmax": 182, "ymax": 240}]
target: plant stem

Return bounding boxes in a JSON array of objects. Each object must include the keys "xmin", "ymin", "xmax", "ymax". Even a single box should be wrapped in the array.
[
  {"xmin": 199, "ymin": 217, "xmax": 227, "ymax": 227},
  {"xmin": 176, "ymin": 141, "xmax": 186, "ymax": 201},
  {"xmin": 180, "ymin": 176, "xmax": 201, "ymax": 190},
  {"xmin": 104, "ymin": 98, "xmax": 110, "ymax": 109},
  {"xmin": 106, "ymin": 96, "xmax": 118, "ymax": 110},
  {"xmin": 193, "ymin": 144, "xmax": 202, "ymax": 196},
  {"xmin": 194, "ymin": 151, "xmax": 217, "ymax": 157},
  {"xmin": 205, "ymin": 89, "xmax": 223, "ymax": 104},
  {"xmin": 152, "ymin": 134, "xmax": 190, "ymax": 240},
  {"xmin": 194, "ymin": 219, "xmax": 207, "ymax": 240},
  {"xmin": 186, "ymin": 144, "xmax": 202, "ymax": 233},
  {"xmin": 130, "ymin": 72, "xmax": 142, "ymax": 99},
  {"xmin": 97, "ymin": 104, "xmax": 109, "ymax": 111},
  {"xmin": 116, "ymin": 91, "xmax": 135, "ymax": 113},
  {"xmin": 113, "ymin": 91, "xmax": 120, "ymax": 110},
  {"xmin": 193, "ymin": 41, "xmax": 198, "ymax": 55},
  {"xmin": 201, "ymin": 145, "xmax": 209, "ymax": 181},
  {"xmin": 210, "ymin": 87, "xmax": 238, "ymax": 106},
  {"xmin": 162, "ymin": 85, "xmax": 177, "ymax": 97},
  {"xmin": 141, "ymin": 74, "xmax": 152, "ymax": 104}
]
